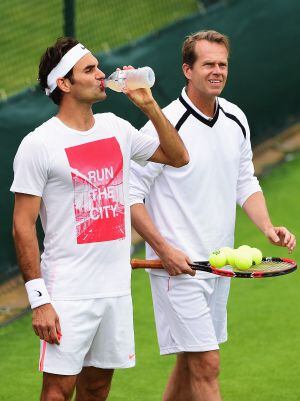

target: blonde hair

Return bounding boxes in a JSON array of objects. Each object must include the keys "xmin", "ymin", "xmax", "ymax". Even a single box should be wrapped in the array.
[{"xmin": 182, "ymin": 30, "xmax": 230, "ymax": 66}]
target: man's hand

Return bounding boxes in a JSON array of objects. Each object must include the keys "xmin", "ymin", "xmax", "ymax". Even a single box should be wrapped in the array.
[
  {"xmin": 123, "ymin": 86, "xmax": 156, "ymax": 112},
  {"xmin": 159, "ymin": 245, "xmax": 195, "ymax": 276},
  {"xmin": 264, "ymin": 226, "xmax": 296, "ymax": 253},
  {"xmin": 120, "ymin": 66, "xmax": 155, "ymax": 111},
  {"xmin": 32, "ymin": 303, "xmax": 61, "ymax": 345}
]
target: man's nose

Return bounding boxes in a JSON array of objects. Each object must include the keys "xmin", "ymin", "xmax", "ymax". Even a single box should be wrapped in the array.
[
  {"xmin": 96, "ymin": 68, "xmax": 105, "ymax": 79},
  {"xmin": 212, "ymin": 64, "xmax": 221, "ymax": 74}
]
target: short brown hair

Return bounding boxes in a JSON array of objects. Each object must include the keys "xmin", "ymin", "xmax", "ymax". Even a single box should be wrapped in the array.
[
  {"xmin": 38, "ymin": 37, "xmax": 79, "ymax": 105},
  {"xmin": 182, "ymin": 30, "xmax": 230, "ymax": 67}
]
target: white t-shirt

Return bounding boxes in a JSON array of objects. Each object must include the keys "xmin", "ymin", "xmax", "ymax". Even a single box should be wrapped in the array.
[
  {"xmin": 130, "ymin": 88, "xmax": 262, "ymax": 278},
  {"xmin": 11, "ymin": 113, "xmax": 159, "ymax": 299}
]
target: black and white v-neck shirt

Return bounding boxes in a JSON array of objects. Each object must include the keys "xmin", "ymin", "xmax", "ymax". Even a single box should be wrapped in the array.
[{"xmin": 130, "ymin": 88, "xmax": 262, "ymax": 278}]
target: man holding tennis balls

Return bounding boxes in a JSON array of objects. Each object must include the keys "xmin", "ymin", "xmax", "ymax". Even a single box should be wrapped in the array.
[{"xmin": 130, "ymin": 30, "xmax": 296, "ymax": 401}]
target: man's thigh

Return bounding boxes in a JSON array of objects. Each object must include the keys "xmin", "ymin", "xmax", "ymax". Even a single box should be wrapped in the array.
[
  {"xmin": 39, "ymin": 299, "xmax": 101, "ymax": 375},
  {"xmin": 83, "ymin": 295, "xmax": 135, "ymax": 369},
  {"xmin": 41, "ymin": 372, "xmax": 77, "ymax": 401},
  {"xmin": 149, "ymin": 275, "xmax": 229, "ymax": 355},
  {"xmin": 40, "ymin": 296, "xmax": 135, "ymax": 375},
  {"xmin": 209, "ymin": 276, "xmax": 230, "ymax": 343},
  {"xmin": 76, "ymin": 367, "xmax": 114, "ymax": 399},
  {"xmin": 184, "ymin": 350, "xmax": 220, "ymax": 373}
]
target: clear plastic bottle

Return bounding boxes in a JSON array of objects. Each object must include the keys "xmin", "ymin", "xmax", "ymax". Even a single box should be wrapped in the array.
[{"xmin": 105, "ymin": 67, "xmax": 155, "ymax": 92}]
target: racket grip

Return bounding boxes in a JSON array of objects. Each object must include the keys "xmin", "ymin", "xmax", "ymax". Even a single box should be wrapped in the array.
[{"xmin": 131, "ymin": 259, "xmax": 163, "ymax": 269}]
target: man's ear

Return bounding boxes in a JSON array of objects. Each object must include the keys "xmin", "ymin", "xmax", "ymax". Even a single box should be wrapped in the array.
[
  {"xmin": 182, "ymin": 63, "xmax": 192, "ymax": 81},
  {"xmin": 56, "ymin": 77, "xmax": 72, "ymax": 94}
]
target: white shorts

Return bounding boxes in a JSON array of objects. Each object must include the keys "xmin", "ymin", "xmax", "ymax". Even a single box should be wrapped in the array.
[
  {"xmin": 39, "ymin": 295, "xmax": 135, "ymax": 375},
  {"xmin": 149, "ymin": 274, "xmax": 230, "ymax": 355}
]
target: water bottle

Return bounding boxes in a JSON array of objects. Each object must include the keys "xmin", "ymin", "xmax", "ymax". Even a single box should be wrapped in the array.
[{"xmin": 105, "ymin": 67, "xmax": 155, "ymax": 92}]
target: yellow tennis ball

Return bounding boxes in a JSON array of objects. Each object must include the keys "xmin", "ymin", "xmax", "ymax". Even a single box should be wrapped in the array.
[
  {"xmin": 219, "ymin": 247, "xmax": 233, "ymax": 264},
  {"xmin": 251, "ymin": 248, "xmax": 263, "ymax": 265},
  {"xmin": 234, "ymin": 249, "xmax": 253, "ymax": 270},
  {"xmin": 238, "ymin": 245, "xmax": 252, "ymax": 252},
  {"xmin": 227, "ymin": 249, "xmax": 237, "ymax": 268},
  {"xmin": 209, "ymin": 250, "xmax": 227, "ymax": 268}
]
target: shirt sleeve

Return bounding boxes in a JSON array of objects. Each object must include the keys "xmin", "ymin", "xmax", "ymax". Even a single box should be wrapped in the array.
[
  {"xmin": 236, "ymin": 114, "xmax": 262, "ymax": 207},
  {"xmin": 10, "ymin": 133, "xmax": 49, "ymax": 196},
  {"xmin": 129, "ymin": 120, "xmax": 163, "ymax": 205},
  {"xmin": 129, "ymin": 160, "xmax": 164, "ymax": 206},
  {"xmin": 130, "ymin": 120, "xmax": 159, "ymax": 166}
]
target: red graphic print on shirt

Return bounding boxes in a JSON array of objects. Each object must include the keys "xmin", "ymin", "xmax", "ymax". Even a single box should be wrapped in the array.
[{"xmin": 65, "ymin": 138, "xmax": 124, "ymax": 244}]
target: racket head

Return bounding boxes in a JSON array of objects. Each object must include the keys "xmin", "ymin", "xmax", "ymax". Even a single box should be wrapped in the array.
[{"xmin": 191, "ymin": 257, "xmax": 297, "ymax": 278}]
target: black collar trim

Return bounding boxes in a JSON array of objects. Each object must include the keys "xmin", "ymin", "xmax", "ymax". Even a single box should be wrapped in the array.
[
  {"xmin": 175, "ymin": 110, "xmax": 190, "ymax": 131},
  {"xmin": 219, "ymin": 106, "xmax": 246, "ymax": 139},
  {"xmin": 179, "ymin": 94, "xmax": 220, "ymax": 128}
]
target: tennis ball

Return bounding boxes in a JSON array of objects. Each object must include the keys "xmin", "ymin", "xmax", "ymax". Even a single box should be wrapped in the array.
[
  {"xmin": 234, "ymin": 249, "xmax": 253, "ymax": 270},
  {"xmin": 227, "ymin": 249, "xmax": 237, "ymax": 268},
  {"xmin": 251, "ymin": 248, "xmax": 263, "ymax": 265},
  {"xmin": 219, "ymin": 247, "xmax": 233, "ymax": 263},
  {"xmin": 238, "ymin": 245, "xmax": 252, "ymax": 252},
  {"xmin": 209, "ymin": 250, "xmax": 227, "ymax": 268}
]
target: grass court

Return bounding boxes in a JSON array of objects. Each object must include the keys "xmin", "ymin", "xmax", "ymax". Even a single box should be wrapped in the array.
[{"xmin": 1, "ymin": 153, "xmax": 300, "ymax": 400}]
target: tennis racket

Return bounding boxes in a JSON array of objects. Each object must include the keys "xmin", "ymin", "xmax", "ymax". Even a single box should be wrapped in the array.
[{"xmin": 131, "ymin": 257, "xmax": 297, "ymax": 278}]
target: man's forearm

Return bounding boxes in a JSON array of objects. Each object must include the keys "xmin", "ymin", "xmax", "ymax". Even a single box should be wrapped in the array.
[
  {"xmin": 131, "ymin": 203, "xmax": 195, "ymax": 275},
  {"xmin": 242, "ymin": 191, "xmax": 273, "ymax": 234},
  {"xmin": 143, "ymin": 100, "xmax": 189, "ymax": 167},
  {"xmin": 131, "ymin": 203, "xmax": 170, "ymax": 257},
  {"xmin": 13, "ymin": 224, "xmax": 41, "ymax": 282},
  {"xmin": 123, "ymin": 85, "xmax": 188, "ymax": 167}
]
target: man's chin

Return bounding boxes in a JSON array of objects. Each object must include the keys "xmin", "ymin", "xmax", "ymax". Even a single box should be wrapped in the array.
[
  {"xmin": 93, "ymin": 92, "xmax": 107, "ymax": 103},
  {"xmin": 213, "ymin": 84, "xmax": 225, "ymax": 95},
  {"xmin": 206, "ymin": 88, "xmax": 223, "ymax": 98}
]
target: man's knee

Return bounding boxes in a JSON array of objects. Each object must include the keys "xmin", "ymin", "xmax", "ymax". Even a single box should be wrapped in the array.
[
  {"xmin": 41, "ymin": 388, "xmax": 72, "ymax": 401},
  {"xmin": 80, "ymin": 380, "xmax": 112, "ymax": 401},
  {"xmin": 41, "ymin": 373, "xmax": 75, "ymax": 401},
  {"xmin": 76, "ymin": 368, "xmax": 114, "ymax": 401},
  {"xmin": 187, "ymin": 351, "xmax": 220, "ymax": 382}
]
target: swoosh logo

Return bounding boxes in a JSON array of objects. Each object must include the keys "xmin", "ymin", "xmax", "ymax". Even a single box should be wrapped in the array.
[
  {"xmin": 35, "ymin": 290, "xmax": 42, "ymax": 297},
  {"xmin": 80, "ymin": 45, "xmax": 86, "ymax": 50}
]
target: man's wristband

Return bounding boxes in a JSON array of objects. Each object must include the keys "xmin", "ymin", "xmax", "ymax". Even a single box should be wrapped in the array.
[{"xmin": 25, "ymin": 278, "xmax": 51, "ymax": 309}]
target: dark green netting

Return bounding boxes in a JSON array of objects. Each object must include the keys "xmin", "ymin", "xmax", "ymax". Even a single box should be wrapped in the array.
[{"xmin": 1, "ymin": 0, "xmax": 299, "ymax": 282}]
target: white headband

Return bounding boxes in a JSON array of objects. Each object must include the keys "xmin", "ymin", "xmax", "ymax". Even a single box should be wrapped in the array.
[{"xmin": 45, "ymin": 43, "xmax": 90, "ymax": 95}]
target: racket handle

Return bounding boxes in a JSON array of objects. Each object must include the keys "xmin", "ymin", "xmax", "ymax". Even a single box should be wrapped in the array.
[{"xmin": 131, "ymin": 259, "xmax": 163, "ymax": 269}]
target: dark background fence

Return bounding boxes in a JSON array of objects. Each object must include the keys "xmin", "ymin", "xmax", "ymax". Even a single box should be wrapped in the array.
[
  {"xmin": 0, "ymin": 0, "xmax": 202, "ymax": 98},
  {"xmin": 1, "ymin": 0, "xmax": 299, "ymax": 283}
]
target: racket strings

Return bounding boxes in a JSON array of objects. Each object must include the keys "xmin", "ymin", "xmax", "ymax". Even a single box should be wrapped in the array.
[{"xmin": 234, "ymin": 261, "xmax": 294, "ymax": 273}]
